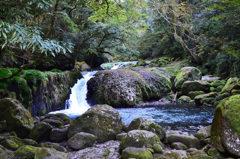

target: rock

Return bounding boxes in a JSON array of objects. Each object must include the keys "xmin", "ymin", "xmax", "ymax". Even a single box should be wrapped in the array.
[
  {"xmin": 42, "ymin": 113, "xmax": 71, "ymax": 126},
  {"xmin": 0, "ymin": 98, "xmax": 34, "ymax": 138},
  {"xmin": 163, "ymin": 150, "xmax": 188, "ymax": 159},
  {"xmin": 74, "ymin": 61, "xmax": 91, "ymax": 71},
  {"xmin": 28, "ymin": 122, "xmax": 52, "ymax": 142},
  {"xmin": 42, "ymin": 119, "xmax": 63, "ymax": 128},
  {"xmin": 171, "ymin": 142, "xmax": 188, "ymax": 150},
  {"xmin": 201, "ymin": 76, "xmax": 220, "ymax": 82},
  {"xmin": 137, "ymin": 59, "xmax": 147, "ymax": 66},
  {"xmin": 174, "ymin": 67, "xmax": 202, "ymax": 90},
  {"xmin": 38, "ymin": 142, "xmax": 67, "ymax": 152},
  {"xmin": 166, "ymin": 130, "xmax": 202, "ymax": 149},
  {"xmin": 181, "ymin": 81, "xmax": 211, "ymax": 95},
  {"xmin": 188, "ymin": 91, "xmax": 205, "ymax": 99},
  {"xmin": 67, "ymin": 104, "xmax": 122, "ymax": 141},
  {"xmin": 221, "ymin": 77, "xmax": 239, "ymax": 93},
  {"xmin": 50, "ymin": 127, "xmax": 68, "ymax": 142},
  {"xmin": 210, "ymin": 80, "xmax": 226, "ymax": 88},
  {"xmin": 178, "ymin": 95, "xmax": 191, "ymax": 102},
  {"xmin": 195, "ymin": 125, "xmax": 211, "ymax": 142},
  {"xmin": 0, "ymin": 139, "xmax": 19, "ymax": 150},
  {"xmin": 121, "ymin": 147, "xmax": 153, "ymax": 159},
  {"xmin": 211, "ymin": 95, "xmax": 240, "ymax": 157},
  {"xmin": 68, "ymin": 132, "xmax": 96, "ymax": 150},
  {"xmin": 14, "ymin": 145, "xmax": 67, "ymax": 159},
  {"xmin": 116, "ymin": 133, "xmax": 127, "ymax": 141},
  {"xmin": 0, "ymin": 145, "xmax": 13, "ymax": 159},
  {"xmin": 194, "ymin": 92, "xmax": 218, "ymax": 106},
  {"xmin": 207, "ymin": 148, "xmax": 223, "ymax": 158},
  {"xmin": 119, "ymin": 130, "xmax": 162, "ymax": 151},
  {"xmin": 87, "ymin": 68, "xmax": 171, "ymax": 107},
  {"xmin": 152, "ymin": 144, "xmax": 163, "ymax": 153},
  {"xmin": 22, "ymin": 139, "xmax": 38, "ymax": 146},
  {"xmin": 127, "ymin": 117, "xmax": 166, "ymax": 141},
  {"xmin": 188, "ymin": 149, "xmax": 210, "ymax": 159},
  {"xmin": 231, "ymin": 89, "xmax": 240, "ymax": 95}
]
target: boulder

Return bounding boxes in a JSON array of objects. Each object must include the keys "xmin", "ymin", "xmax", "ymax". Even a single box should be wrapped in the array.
[
  {"xmin": 38, "ymin": 142, "xmax": 67, "ymax": 152},
  {"xmin": 195, "ymin": 125, "xmax": 211, "ymax": 142},
  {"xmin": 127, "ymin": 117, "xmax": 166, "ymax": 141},
  {"xmin": 121, "ymin": 147, "xmax": 153, "ymax": 159},
  {"xmin": 87, "ymin": 68, "xmax": 171, "ymax": 107},
  {"xmin": 178, "ymin": 95, "xmax": 191, "ymax": 102},
  {"xmin": 211, "ymin": 95, "xmax": 240, "ymax": 157},
  {"xmin": 174, "ymin": 67, "xmax": 202, "ymax": 90},
  {"xmin": 67, "ymin": 104, "xmax": 122, "ymax": 141},
  {"xmin": 162, "ymin": 150, "xmax": 188, "ymax": 159},
  {"xmin": 68, "ymin": 132, "xmax": 96, "ymax": 150},
  {"xmin": 210, "ymin": 80, "xmax": 226, "ymax": 88},
  {"xmin": 171, "ymin": 142, "xmax": 188, "ymax": 150},
  {"xmin": 0, "ymin": 145, "xmax": 13, "ymax": 159},
  {"xmin": 221, "ymin": 77, "xmax": 239, "ymax": 93},
  {"xmin": 116, "ymin": 133, "xmax": 127, "ymax": 141},
  {"xmin": 42, "ymin": 113, "xmax": 71, "ymax": 126},
  {"xmin": 28, "ymin": 122, "xmax": 52, "ymax": 142},
  {"xmin": 119, "ymin": 130, "xmax": 162, "ymax": 151},
  {"xmin": 14, "ymin": 145, "xmax": 67, "ymax": 159},
  {"xmin": 50, "ymin": 127, "xmax": 68, "ymax": 142},
  {"xmin": 194, "ymin": 92, "xmax": 218, "ymax": 106},
  {"xmin": 0, "ymin": 98, "xmax": 34, "ymax": 138},
  {"xmin": 74, "ymin": 61, "xmax": 91, "ymax": 71},
  {"xmin": 181, "ymin": 81, "xmax": 211, "ymax": 95},
  {"xmin": 166, "ymin": 130, "xmax": 202, "ymax": 149},
  {"xmin": 188, "ymin": 91, "xmax": 205, "ymax": 99}
]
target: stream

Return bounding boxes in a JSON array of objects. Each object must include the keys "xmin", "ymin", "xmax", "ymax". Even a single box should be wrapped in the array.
[{"xmin": 50, "ymin": 70, "xmax": 214, "ymax": 134}]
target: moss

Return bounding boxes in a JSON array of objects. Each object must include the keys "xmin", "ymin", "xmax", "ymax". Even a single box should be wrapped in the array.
[
  {"xmin": 40, "ymin": 107, "xmax": 46, "ymax": 116},
  {"xmin": 50, "ymin": 69, "xmax": 62, "ymax": 73},
  {"xmin": 23, "ymin": 70, "xmax": 47, "ymax": 86}
]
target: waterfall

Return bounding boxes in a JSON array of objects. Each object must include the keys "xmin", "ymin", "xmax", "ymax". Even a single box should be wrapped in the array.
[{"xmin": 49, "ymin": 71, "xmax": 97, "ymax": 117}]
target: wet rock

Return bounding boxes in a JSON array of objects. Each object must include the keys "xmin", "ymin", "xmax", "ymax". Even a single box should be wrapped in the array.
[
  {"xmin": 68, "ymin": 132, "xmax": 96, "ymax": 150},
  {"xmin": 211, "ymin": 95, "xmax": 240, "ymax": 157},
  {"xmin": 166, "ymin": 130, "xmax": 202, "ymax": 149},
  {"xmin": 28, "ymin": 122, "xmax": 52, "ymax": 142},
  {"xmin": 119, "ymin": 130, "xmax": 162, "ymax": 151},
  {"xmin": 181, "ymin": 81, "xmax": 211, "ymax": 95},
  {"xmin": 67, "ymin": 104, "xmax": 122, "ymax": 141},
  {"xmin": 171, "ymin": 142, "xmax": 188, "ymax": 150},
  {"xmin": 121, "ymin": 147, "xmax": 153, "ymax": 159},
  {"xmin": 195, "ymin": 125, "xmax": 211, "ymax": 142},
  {"xmin": 127, "ymin": 117, "xmax": 166, "ymax": 141},
  {"xmin": 0, "ymin": 98, "xmax": 34, "ymax": 138},
  {"xmin": 178, "ymin": 95, "xmax": 191, "ymax": 102},
  {"xmin": 174, "ymin": 67, "xmax": 202, "ymax": 90},
  {"xmin": 194, "ymin": 92, "xmax": 218, "ymax": 106},
  {"xmin": 50, "ymin": 127, "xmax": 68, "ymax": 142}
]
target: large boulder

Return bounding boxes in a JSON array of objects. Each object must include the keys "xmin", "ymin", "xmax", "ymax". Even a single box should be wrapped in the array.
[
  {"xmin": 68, "ymin": 132, "xmax": 96, "ymax": 150},
  {"xmin": 181, "ymin": 81, "xmax": 211, "ymax": 95},
  {"xmin": 221, "ymin": 77, "xmax": 239, "ymax": 93},
  {"xmin": 67, "ymin": 104, "xmax": 122, "ymax": 141},
  {"xmin": 174, "ymin": 67, "xmax": 202, "ymax": 90},
  {"xmin": 121, "ymin": 147, "xmax": 153, "ymax": 159},
  {"xmin": 0, "ymin": 98, "xmax": 34, "ymax": 138},
  {"xmin": 119, "ymin": 130, "xmax": 162, "ymax": 151},
  {"xmin": 127, "ymin": 117, "xmax": 166, "ymax": 141},
  {"xmin": 211, "ymin": 95, "xmax": 240, "ymax": 157},
  {"xmin": 87, "ymin": 68, "xmax": 171, "ymax": 107},
  {"xmin": 194, "ymin": 92, "xmax": 218, "ymax": 106},
  {"xmin": 28, "ymin": 122, "xmax": 52, "ymax": 142}
]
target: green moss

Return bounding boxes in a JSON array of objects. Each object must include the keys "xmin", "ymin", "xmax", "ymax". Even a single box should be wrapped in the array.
[
  {"xmin": 40, "ymin": 107, "xmax": 46, "ymax": 116},
  {"xmin": 50, "ymin": 69, "xmax": 62, "ymax": 73},
  {"xmin": 23, "ymin": 70, "xmax": 47, "ymax": 86}
]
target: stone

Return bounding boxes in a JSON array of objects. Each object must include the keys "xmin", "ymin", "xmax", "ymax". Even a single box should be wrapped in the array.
[
  {"xmin": 221, "ymin": 77, "xmax": 239, "ymax": 93},
  {"xmin": 181, "ymin": 81, "xmax": 211, "ymax": 95},
  {"xmin": 87, "ymin": 68, "xmax": 171, "ymax": 107},
  {"xmin": 211, "ymin": 95, "xmax": 240, "ymax": 157},
  {"xmin": 210, "ymin": 80, "xmax": 226, "ymax": 88},
  {"xmin": 116, "ymin": 133, "xmax": 127, "ymax": 141},
  {"xmin": 42, "ymin": 119, "xmax": 63, "ymax": 128},
  {"xmin": 188, "ymin": 91, "xmax": 205, "ymax": 99},
  {"xmin": 0, "ymin": 98, "xmax": 34, "ymax": 138},
  {"xmin": 152, "ymin": 144, "xmax": 163, "ymax": 153},
  {"xmin": 121, "ymin": 147, "xmax": 153, "ymax": 159},
  {"xmin": 68, "ymin": 132, "xmax": 96, "ymax": 150},
  {"xmin": 178, "ymin": 95, "xmax": 191, "ymax": 102},
  {"xmin": 42, "ymin": 113, "xmax": 71, "ymax": 126},
  {"xmin": 166, "ymin": 130, "xmax": 202, "ymax": 149},
  {"xmin": 0, "ymin": 145, "xmax": 13, "ymax": 159},
  {"xmin": 163, "ymin": 150, "xmax": 188, "ymax": 159},
  {"xmin": 119, "ymin": 130, "xmax": 162, "ymax": 151},
  {"xmin": 68, "ymin": 104, "xmax": 122, "ymax": 141},
  {"xmin": 28, "ymin": 122, "xmax": 52, "ymax": 142},
  {"xmin": 50, "ymin": 127, "xmax": 68, "ymax": 142},
  {"xmin": 127, "ymin": 117, "xmax": 166, "ymax": 141},
  {"xmin": 171, "ymin": 142, "xmax": 188, "ymax": 150},
  {"xmin": 0, "ymin": 139, "xmax": 19, "ymax": 150},
  {"xmin": 195, "ymin": 125, "xmax": 211, "ymax": 142},
  {"xmin": 194, "ymin": 92, "xmax": 218, "ymax": 106},
  {"xmin": 74, "ymin": 61, "xmax": 91, "ymax": 71},
  {"xmin": 174, "ymin": 67, "xmax": 202, "ymax": 90},
  {"xmin": 38, "ymin": 142, "xmax": 67, "ymax": 152}
]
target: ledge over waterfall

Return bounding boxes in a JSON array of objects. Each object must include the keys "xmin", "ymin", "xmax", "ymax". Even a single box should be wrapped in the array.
[{"xmin": 87, "ymin": 67, "xmax": 172, "ymax": 107}]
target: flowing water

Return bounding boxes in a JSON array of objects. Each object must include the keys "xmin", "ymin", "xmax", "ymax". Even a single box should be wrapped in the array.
[{"xmin": 49, "ymin": 70, "xmax": 215, "ymax": 133}]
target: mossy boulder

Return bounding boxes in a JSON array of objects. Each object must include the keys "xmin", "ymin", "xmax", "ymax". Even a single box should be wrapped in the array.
[
  {"xmin": 194, "ymin": 92, "xmax": 218, "ymax": 106},
  {"xmin": 178, "ymin": 95, "xmax": 191, "ymax": 102},
  {"xmin": 121, "ymin": 147, "xmax": 153, "ymax": 159},
  {"xmin": 210, "ymin": 80, "xmax": 226, "ymax": 88},
  {"xmin": 0, "ymin": 98, "xmax": 34, "ymax": 138},
  {"xmin": 38, "ymin": 142, "xmax": 67, "ymax": 152},
  {"xmin": 188, "ymin": 91, "xmax": 205, "ymax": 99},
  {"xmin": 195, "ymin": 125, "xmax": 211, "ymax": 142},
  {"xmin": 174, "ymin": 67, "xmax": 202, "ymax": 90},
  {"xmin": 50, "ymin": 127, "xmax": 68, "ymax": 143},
  {"xmin": 211, "ymin": 95, "xmax": 240, "ymax": 157},
  {"xmin": 181, "ymin": 81, "xmax": 211, "ymax": 95},
  {"xmin": 171, "ymin": 142, "xmax": 188, "ymax": 150},
  {"xmin": 68, "ymin": 132, "xmax": 96, "ymax": 150},
  {"xmin": 127, "ymin": 117, "xmax": 166, "ymax": 141},
  {"xmin": 67, "ymin": 104, "xmax": 122, "ymax": 141},
  {"xmin": 87, "ymin": 68, "xmax": 171, "ymax": 107},
  {"xmin": 221, "ymin": 77, "xmax": 239, "ymax": 93},
  {"xmin": 166, "ymin": 130, "xmax": 202, "ymax": 149},
  {"xmin": 74, "ymin": 61, "xmax": 91, "ymax": 71},
  {"xmin": 119, "ymin": 130, "xmax": 162, "ymax": 151},
  {"xmin": 28, "ymin": 122, "xmax": 52, "ymax": 142},
  {"xmin": 163, "ymin": 150, "xmax": 188, "ymax": 159}
]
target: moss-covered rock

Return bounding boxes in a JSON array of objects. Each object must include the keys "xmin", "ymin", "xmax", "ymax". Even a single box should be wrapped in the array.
[
  {"xmin": 181, "ymin": 81, "xmax": 211, "ymax": 95},
  {"xmin": 67, "ymin": 104, "xmax": 122, "ymax": 141},
  {"xmin": 163, "ymin": 150, "xmax": 188, "ymax": 159},
  {"xmin": 68, "ymin": 132, "xmax": 96, "ymax": 150},
  {"xmin": 38, "ymin": 142, "xmax": 67, "ymax": 152},
  {"xmin": 119, "ymin": 130, "xmax": 162, "ymax": 151},
  {"xmin": 174, "ymin": 67, "xmax": 202, "ymax": 90},
  {"xmin": 195, "ymin": 125, "xmax": 211, "ymax": 143},
  {"xmin": 188, "ymin": 91, "xmax": 205, "ymax": 99},
  {"xmin": 221, "ymin": 77, "xmax": 239, "ymax": 93},
  {"xmin": 121, "ymin": 147, "xmax": 153, "ymax": 159},
  {"xmin": 74, "ymin": 61, "xmax": 91, "ymax": 71},
  {"xmin": 28, "ymin": 122, "xmax": 52, "ymax": 142},
  {"xmin": 127, "ymin": 117, "xmax": 166, "ymax": 141},
  {"xmin": 211, "ymin": 95, "xmax": 240, "ymax": 157},
  {"xmin": 194, "ymin": 92, "xmax": 218, "ymax": 106},
  {"xmin": 87, "ymin": 68, "xmax": 171, "ymax": 107},
  {"xmin": 210, "ymin": 80, "xmax": 226, "ymax": 88},
  {"xmin": 178, "ymin": 95, "xmax": 191, "ymax": 102},
  {"xmin": 0, "ymin": 98, "xmax": 34, "ymax": 138},
  {"xmin": 50, "ymin": 127, "xmax": 68, "ymax": 143},
  {"xmin": 171, "ymin": 142, "xmax": 188, "ymax": 150}
]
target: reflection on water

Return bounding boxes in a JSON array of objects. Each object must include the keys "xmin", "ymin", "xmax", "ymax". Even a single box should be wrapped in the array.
[{"xmin": 117, "ymin": 103, "xmax": 215, "ymax": 134}]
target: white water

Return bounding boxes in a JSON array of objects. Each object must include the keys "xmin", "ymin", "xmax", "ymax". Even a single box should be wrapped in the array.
[{"xmin": 49, "ymin": 71, "xmax": 97, "ymax": 117}]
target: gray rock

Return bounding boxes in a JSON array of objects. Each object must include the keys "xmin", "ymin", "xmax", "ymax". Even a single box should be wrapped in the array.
[
  {"xmin": 116, "ymin": 133, "xmax": 127, "ymax": 141},
  {"xmin": 28, "ymin": 122, "xmax": 52, "ymax": 142},
  {"xmin": 171, "ymin": 142, "xmax": 188, "ymax": 150},
  {"xmin": 178, "ymin": 95, "xmax": 191, "ymax": 102},
  {"xmin": 121, "ymin": 147, "xmax": 153, "ymax": 159},
  {"xmin": 50, "ymin": 127, "xmax": 68, "ymax": 142},
  {"xmin": 163, "ymin": 150, "xmax": 188, "ymax": 159},
  {"xmin": 68, "ymin": 132, "xmax": 96, "ymax": 150},
  {"xmin": 38, "ymin": 142, "xmax": 67, "ymax": 153},
  {"xmin": 127, "ymin": 117, "xmax": 166, "ymax": 141},
  {"xmin": 195, "ymin": 125, "xmax": 211, "ymax": 142},
  {"xmin": 181, "ymin": 81, "xmax": 211, "ymax": 95},
  {"xmin": 67, "ymin": 104, "xmax": 122, "ymax": 142}
]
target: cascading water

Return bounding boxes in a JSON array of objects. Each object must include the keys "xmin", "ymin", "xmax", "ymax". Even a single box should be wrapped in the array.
[{"xmin": 49, "ymin": 71, "xmax": 97, "ymax": 118}]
